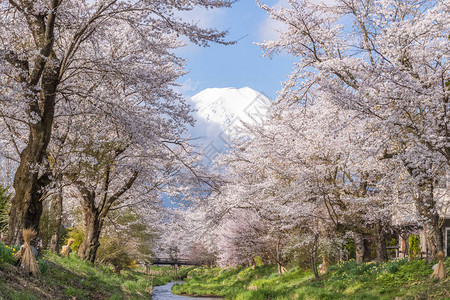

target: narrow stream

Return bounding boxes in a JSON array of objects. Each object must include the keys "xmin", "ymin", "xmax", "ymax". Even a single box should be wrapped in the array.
[{"xmin": 152, "ymin": 281, "xmax": 223, "ymax": 300}]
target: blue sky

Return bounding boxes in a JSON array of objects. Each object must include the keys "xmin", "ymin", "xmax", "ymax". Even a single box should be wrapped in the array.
[
  {"xmin": 171, "ymin": 0, "xmax": 296, "ymax": 168},
  {"xmin": 177, "ymin": 0, "xmax": 294, "ymax": 100},
  {"xmin": 165, "ymin": 1, "xmax": 293, "ymax": 206}
]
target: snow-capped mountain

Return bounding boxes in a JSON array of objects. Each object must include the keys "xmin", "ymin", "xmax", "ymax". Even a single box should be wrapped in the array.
[{"xmin": 191, "ymin": 87, "xmax": 272, "ymax": 133}]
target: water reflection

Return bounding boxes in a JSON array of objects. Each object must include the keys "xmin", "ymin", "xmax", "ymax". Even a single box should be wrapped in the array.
[{"xmin": 152, "ymin": 281, "xmax": 222, "ymax": 300}]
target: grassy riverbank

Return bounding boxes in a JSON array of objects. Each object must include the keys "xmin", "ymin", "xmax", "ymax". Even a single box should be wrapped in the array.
[
  {"xmin": 172, "ymin": 258, "xmax": 450, "ymax": 299},
  {"xmin": 0, "ymin": 242, "xmax": 186, "ymax": 300}
]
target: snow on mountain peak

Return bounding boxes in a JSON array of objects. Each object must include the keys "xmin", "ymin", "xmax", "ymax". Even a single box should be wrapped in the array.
[{"xmin": 191, "ymin": 87, "xmax": 272, "ymax": 134}]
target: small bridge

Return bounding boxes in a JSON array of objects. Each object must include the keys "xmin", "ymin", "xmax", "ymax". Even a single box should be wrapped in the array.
[
  {"xmin": 151, "ymin": 258, "xmax": 206, "ymax": 279},
  {"xmin": 152, "ymin": 257, "xmax": 202, "ymax": 266}
]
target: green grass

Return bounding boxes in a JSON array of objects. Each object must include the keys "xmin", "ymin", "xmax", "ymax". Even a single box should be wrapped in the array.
[
  {"xmin": 0, "ymin": 247, "xmax": 178, "ymax": 299},
  {"xmin": 172, "ymin": 258, "xmax": 450, "ymax": 299},
  {"xmin": 9, "ymin": 291, "xmax": 38, "ymax": 300},
  {"xmin": 0, "ymin": 241, "xmax": 18, "ymax": 265},
  {"xmin": 42, "ymin": 251, "xmax": 172, "ymax": 299}
]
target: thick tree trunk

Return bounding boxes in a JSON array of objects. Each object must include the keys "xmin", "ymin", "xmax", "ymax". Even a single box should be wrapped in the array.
[
  {"xmin": 48, "ymin": 191, "xmax": 63, "ymax": 252},
  {"xmin": 7, "ymin": 126, "xmax": 52, "ymax": 245},
  {"xmin": 374, "ymin": 220, "xmax": 387, "ymax": 262},
  {"xmin": 75, "ymin": 167, "xmax": 137, "ymax": 263},
  {"xmin": 354, "ymin": 233, "xmax": 364, "ymax": 263},
  {"xmin": 422, "ymin": 220, "xmax": 442, "ymax": 262},
  {"xmin": 6, "ymin": 52, "xmax": 60, "ymax": 245},
  {"xmin": 78, "ymin": 210, "xmax": 102, "ymax": 263},
  {"xmin": 406, "ymin": 166, "xmax": 443, "ymax": 261},
  {"xmin": 415, "ymin": 180, "xmax": 443, "ymax": 261}
]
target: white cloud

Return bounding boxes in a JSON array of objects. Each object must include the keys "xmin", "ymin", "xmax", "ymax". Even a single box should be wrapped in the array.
[
  {"xmin": 175, "ymin": 78, "xmax": 201, "ymax": 96},
  {"xmin": 176, "ymin": 7, "xmax": 227, "ymax": 29},
  {"xmin": 258, "ymin": 0, "xmax": 289, "ymax": 41},
  {"xmin": 174, "ymin": 7, "xmax": 228, "ymax": 55}
]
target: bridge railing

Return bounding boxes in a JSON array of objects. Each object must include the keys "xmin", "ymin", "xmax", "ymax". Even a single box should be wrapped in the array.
[{"xmin": 151, "ymin": 258, "xmax": 203, "ymax": 266}]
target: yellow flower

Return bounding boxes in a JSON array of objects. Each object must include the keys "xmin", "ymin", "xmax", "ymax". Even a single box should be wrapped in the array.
[
  {"xmin": 43, "ymin": 257, "xmax": 45, "ymax": 260},
  {"xmin": 5, "ymin": 245, "xmax": 8, "ymax": 248},
  {"xmin": 12, "ymin": 248, "xmax": 15, "ymax": 251}
]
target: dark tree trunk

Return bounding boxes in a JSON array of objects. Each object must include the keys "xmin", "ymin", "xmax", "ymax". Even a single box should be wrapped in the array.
[
  {"xmin": 310, "ymin": 252, "xmax": 319, "ymax": 279},
  {"xmin": 374, "ymin": 220, "xmax": 387, "ymax": 262},
  {"xmin": 7, "ymin": 126, "xmax": 53, "ymax": 245},
  {"xmin": 5, "ymin": 0, "xmax": 61, "ymax": 243},
  {"xmin": 354, "ymin": 233, "xmax": 364, "ymax": 263},
  {"xmin": 310, "ymin": 234, "xmax": 320, "ymax": 279},
  {"xmin": 6, "ymin": 52, "xmax": 60, "ymax": 245}
]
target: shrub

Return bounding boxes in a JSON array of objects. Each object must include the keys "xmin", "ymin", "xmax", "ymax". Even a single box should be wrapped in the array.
[
  {"xmin": 254, "ymin": 256, "xmax": 263, "ymax": 267},
  {"xmin": 344, "ymin": 239, "xmax": 356, "ymax": 260},
  {"xmin": 96, "ymin": 236, "xmax": 133, "ymax": 273},
  {"xmin": 96, "ymin": 210, "xmax": 154, "ymax": 273},
  {"xmin": 0, "ymin": 186, "xmax": 11, "ymax": 234},
  {"xmin": 408, "ymin": 235, "xmax": 421, "ymax": 260},
  {"xmin": 65, "ymin": 227, "xmax": 85, "ymax": 252}
]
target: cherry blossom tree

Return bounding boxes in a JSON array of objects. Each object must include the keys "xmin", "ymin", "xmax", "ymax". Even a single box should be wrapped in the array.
[
  {"xmin": 55, "ymin": 101, "xmax": 213, "ymax": 262},
  {"xmin": 204, "ymin": 92, "xmax": 405, "ymax": 268},
  {"xmin": 257, "ymin": 0, "xmax": 449, "ymax": 259},
  {"xmin": 0, "ymin": 0, "xmax": 234, "ymax": 244}
]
